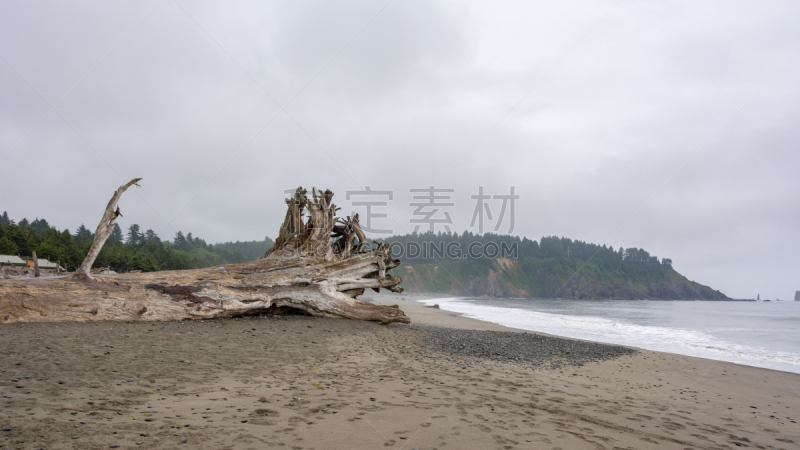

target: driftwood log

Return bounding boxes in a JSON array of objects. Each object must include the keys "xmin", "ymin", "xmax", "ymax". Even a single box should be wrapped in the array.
[
  {"xmin": 32, "ymin": 250, "xmax": 40, "ymax": 278},
  {"xmin": 77, "ymin": 178, "xmax": 141, "ymax": 280},
  {"xmin": 0, "ymin": 185, "xmax": 408, "ymax": 324}
]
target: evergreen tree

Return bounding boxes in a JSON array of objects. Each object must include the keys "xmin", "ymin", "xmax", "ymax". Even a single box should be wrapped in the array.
[
  {"xmin": 126, "ymin": 224, "xmax": 142, "ymax": 245},
  {"xmin": 108, "ymin": 224, "xmax": 124, "ymax": 244},
  {"xmin": 173, "ymin": 231, "xmax": 187, "ymax": 251},
  {"xmin": 0, "ymin": 236, "xmax": 18, "ymax": 254},
  {"xmin": 0, "ymin": 211, "xmax": 10, "ymax": 227},
  {"xmin": 144, "ymin": 229, "xmax": 161, "ymax": 244},
  {"xmin": 74, "ymin": 224, "xmax": 93, "ymax": 245},
  {"xmin": 31, "ymin": 218, "xmax": 50, "ymax": 234},
  {"xmin": 3, "ymin": 223, "xmax": 31, "ymax": 256}
]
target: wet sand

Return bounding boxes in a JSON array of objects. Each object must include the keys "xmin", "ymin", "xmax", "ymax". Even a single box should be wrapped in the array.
[{"xmin": 1, "ymin": 294, "xmax": 799, "ymax": 449}]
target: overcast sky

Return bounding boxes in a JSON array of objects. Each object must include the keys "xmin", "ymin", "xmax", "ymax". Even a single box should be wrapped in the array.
[{"xmin": 1, "ymin": 1, "xmax": 798, "ymax": 299}]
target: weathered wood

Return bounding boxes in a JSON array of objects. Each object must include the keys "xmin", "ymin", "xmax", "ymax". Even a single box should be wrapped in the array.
[
  {"xmin": 32, "ymin": 251, "xmax": 40, "ymax": 278},
  {"xmin": 0, "ymin": 250, "xmax": 407, "ymax": 324},
  {"xmin": 76, "ymin": 178, "xmax": 142, "ymax": 280},
  {"xmin": 265, "ymin": 187, "xmax": 342, "ymax": 260},
  {"xmin": 0, "ymin": 185, "xmax": 408, "ymax": 324}
]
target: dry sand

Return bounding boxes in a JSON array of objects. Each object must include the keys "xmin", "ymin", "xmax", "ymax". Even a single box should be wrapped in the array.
[{"xmin": 1, "ymin": 294, "xmax": 799, "ymax": 449}]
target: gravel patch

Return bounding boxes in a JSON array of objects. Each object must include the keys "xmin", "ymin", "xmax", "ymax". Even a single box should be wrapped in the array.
[{"xmin": 416, "ymin": 325, "xmax": 637, "ymax": 369}]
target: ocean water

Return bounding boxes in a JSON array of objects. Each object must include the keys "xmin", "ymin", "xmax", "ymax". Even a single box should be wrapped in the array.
[{"xmin": 418, "ymin": 298, "xmax": 800, "ymax": 374}]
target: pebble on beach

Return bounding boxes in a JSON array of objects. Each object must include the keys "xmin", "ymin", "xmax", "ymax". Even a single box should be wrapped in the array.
[{"xmin": 417, "ymin": 325, "xmax": 637, "ymax": 368}]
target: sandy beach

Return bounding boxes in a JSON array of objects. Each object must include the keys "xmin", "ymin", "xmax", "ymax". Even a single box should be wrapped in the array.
[{"xmin": 2, "ymin": 294, "xmax": 799, "ymax": 450}]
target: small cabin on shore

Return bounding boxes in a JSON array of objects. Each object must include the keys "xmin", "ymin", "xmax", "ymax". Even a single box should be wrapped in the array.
[
  {"xmin": 0, "ymin": 255, "xmax": 27, "ymax": 267},
  {"xmin": 22, "ymin": 257, "xmax": 58, "ymax": 270},
  {"xmin": 19, "ymin": 257, "xmax": 65, "ymax": 272}
]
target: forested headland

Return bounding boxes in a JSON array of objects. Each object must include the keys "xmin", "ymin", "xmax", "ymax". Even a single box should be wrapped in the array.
[{"xmin": 379, "ymin": 232, "xmax": 730, "ymax": 300}]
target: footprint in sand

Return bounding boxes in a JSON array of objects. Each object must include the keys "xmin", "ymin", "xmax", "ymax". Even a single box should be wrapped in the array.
[
  {"xmin": 251, "ymin": 408, "xmax": 279, "ymax": 417},
  {"xmin": 470, "ymin": 424, "xmax": 492, "ymax": 433}
]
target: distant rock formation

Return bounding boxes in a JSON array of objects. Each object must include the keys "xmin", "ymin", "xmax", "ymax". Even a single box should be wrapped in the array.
[{"xmin": 397, "ymin": 258, "xmax": 733, "ymax": 300}]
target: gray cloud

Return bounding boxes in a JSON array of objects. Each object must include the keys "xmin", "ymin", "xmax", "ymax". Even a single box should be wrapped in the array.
[{"xmin": 1, "ymin": 0, "xmax": 798, "ymax": 299}]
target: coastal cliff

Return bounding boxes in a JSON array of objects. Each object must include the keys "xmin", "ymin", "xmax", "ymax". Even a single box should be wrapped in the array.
[{"xmin": 394, "ymin": 258, "xmax": 730, "ymax": 300}]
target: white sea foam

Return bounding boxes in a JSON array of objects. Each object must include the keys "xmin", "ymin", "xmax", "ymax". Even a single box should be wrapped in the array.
[{"xmin": 419, "ymin": 298, "xmax": 800, "ymax": 374}]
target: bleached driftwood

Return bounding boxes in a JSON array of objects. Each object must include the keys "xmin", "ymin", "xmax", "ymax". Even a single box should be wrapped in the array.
[
  {"xmin": 0, "ymin": 185, "xmax": 408, "ymax": 324},
  {"xmin": 76, "ymin": 178, "xmax": 141, "ymax": 280}
]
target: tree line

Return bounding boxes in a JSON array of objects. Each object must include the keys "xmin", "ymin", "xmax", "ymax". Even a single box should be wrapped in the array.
[
  {"xmin": 381, "ymin": 231, "xmax": 670, "ymax": 267},
  {"xmin": 0, "ymin": 211, "xmax": 273, "ymax": 272},
  {"xmin": 0, "ymin": 209, "xmax": 673, "ymax": 284},
  {"xmin": 378, "ymin": 231, "xmax": 677, "ymax": 290}
]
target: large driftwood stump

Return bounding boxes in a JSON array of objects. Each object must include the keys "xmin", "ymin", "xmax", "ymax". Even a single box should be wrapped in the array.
[{"xmin": 0, "ymin": 186, "xmax": 408, "ymax": 324}]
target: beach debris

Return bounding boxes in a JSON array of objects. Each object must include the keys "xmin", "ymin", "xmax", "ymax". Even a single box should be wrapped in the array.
[
  {"xmin": 75, "ymin": 178, "xmax": 142, "ymax": 281},
  {"xmin": 0, "ymin": 186, "xmax": 408, "ymax": 324}
]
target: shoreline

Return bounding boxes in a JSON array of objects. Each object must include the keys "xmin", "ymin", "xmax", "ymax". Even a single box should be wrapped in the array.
[
  {"xmin": 373, "ymin": 292, "xmax": 800, "ymax": 376},
  {"xmin": 370, "ymin": 292, "xmax": 759, "ymax": 302},
  {"xmin": 1, "ymin": 296, "xmax": 799, "ymax": 448}
]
